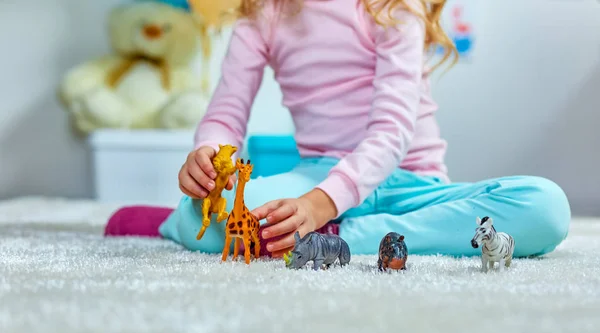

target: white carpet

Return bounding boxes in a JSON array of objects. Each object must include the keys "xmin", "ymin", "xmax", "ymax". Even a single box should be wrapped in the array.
[{"xmin": 1, "ymin": 197, "xmax": 599, "ymax": 333}]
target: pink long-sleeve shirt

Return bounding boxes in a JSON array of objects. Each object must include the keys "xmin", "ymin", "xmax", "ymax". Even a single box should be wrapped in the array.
[{"xmin": 194, "ymin": 0, "xmax": 449, "ymax": 218}]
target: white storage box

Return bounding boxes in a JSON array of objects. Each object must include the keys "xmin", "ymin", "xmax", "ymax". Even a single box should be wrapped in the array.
[{"xmin": 88, "ymin": 129, "xmax": 195, "ymax": 206}]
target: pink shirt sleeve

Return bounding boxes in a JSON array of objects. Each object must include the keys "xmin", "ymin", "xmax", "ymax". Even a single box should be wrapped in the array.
[
  {"xmin": 316, "ymin": 8, "xmax": 426, "ymax": 218},
  {"xmin": 194, "ymin": 19, "xmax": 269, "ymax": 153}
]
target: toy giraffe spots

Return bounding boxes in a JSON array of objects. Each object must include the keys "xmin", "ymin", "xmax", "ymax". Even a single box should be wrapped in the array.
[
  {"xmin": 222, "ymin": 158, "xmax": 261, "ymax": 265},
  {"xmin": 196, "ymin": 144, "xmax": 237, "ymax": 241}
]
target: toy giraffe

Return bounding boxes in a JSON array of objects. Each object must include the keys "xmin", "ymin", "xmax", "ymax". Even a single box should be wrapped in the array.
[
  {"xmin": 196, "ymin": 144, "xmax": 237, "ymax": 241},
  {"xmin": 222, "ymin": 158, "xmax": 261, "ymax": 264}
]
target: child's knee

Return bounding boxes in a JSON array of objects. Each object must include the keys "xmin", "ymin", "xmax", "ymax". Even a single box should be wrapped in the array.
[
  {"xmin": 516, "ymin": 177, "xmax": 571, "ymax": 255},
  {"xmin": 531, "ymin": 177, "xmax": 570, "ymax": 235}
]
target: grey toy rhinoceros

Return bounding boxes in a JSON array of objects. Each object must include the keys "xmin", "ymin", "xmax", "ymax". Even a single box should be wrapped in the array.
[{"xmin": 283, "ymin": 231, "xmax": 351, "ymax": 270}]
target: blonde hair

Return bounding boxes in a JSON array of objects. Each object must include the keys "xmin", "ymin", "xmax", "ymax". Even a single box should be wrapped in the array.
[{"xmin": 237, "ymin": 0, "xmax": 458, "ymax": 73}]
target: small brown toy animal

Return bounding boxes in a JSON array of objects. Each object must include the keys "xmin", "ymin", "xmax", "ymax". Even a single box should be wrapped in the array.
[{"xmin": 377, "ymin": 232, "xmax": 408, "ymax": 271}]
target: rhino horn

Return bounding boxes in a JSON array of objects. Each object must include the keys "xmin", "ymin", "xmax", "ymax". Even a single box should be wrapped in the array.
[{"xmin": 294, "ymin": 231, "xmax": 301, "ymax": 244}]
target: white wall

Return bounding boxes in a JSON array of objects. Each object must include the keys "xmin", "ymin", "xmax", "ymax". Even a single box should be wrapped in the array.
[
  {"xmin": 431, "ymin": 0, "xmax": 600, "ymax": 216},
  {"xmin": 1, "ymin": 0, "xmax": 599, "ymax": 215},
  {"xmin": 0, "ymin": 0, "xmax": 118, "ymax": 200}
]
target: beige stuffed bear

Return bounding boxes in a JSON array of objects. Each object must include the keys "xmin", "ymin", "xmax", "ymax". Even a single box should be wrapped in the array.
[{"xmin": 60, "ymin": 2, "xmax": 209, "ymax": 133}]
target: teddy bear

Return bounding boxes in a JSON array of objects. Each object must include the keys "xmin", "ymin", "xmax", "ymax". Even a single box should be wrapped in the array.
[{"xmin": 60, "ymin": 1, "xmax": 211, "ymax": 134}]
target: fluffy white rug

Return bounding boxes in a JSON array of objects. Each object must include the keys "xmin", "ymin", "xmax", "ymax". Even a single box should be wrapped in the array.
[{"xmin": 1, "ymin": 197, "xmax": 599, "ymax": 333}]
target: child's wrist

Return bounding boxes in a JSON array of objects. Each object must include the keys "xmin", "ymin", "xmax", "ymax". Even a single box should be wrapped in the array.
[{"xmin": 300, "ymin": 188, "xmax": 338, "ymax": 229}]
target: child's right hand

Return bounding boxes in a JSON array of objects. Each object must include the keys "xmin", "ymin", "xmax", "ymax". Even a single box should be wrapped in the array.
[{"xmin": 178, "ymin": 146, "xmax": 235, "ymax": 199}]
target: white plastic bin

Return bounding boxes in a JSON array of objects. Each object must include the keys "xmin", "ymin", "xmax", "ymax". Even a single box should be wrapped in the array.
[{"xmin": 88, "ymin": 129, "xmax": 194, "ymax": 206}]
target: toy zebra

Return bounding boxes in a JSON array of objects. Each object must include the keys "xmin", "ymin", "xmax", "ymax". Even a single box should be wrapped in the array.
[{"xmin": 470, "ymin": 216, "xmax": 515, "ymax": 272}]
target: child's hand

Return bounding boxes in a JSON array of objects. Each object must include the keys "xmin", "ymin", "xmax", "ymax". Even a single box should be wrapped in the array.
[
  {"xmin": 252, "ymin": 197, "xmax": 317, "ymax": 257},
  {"xmin": 178, "ymin": 146, "xmax": 236, "ymax": 199},
  {"xmin": 251, "ymin": 189, "xmax": 338, "ymax": 257}
]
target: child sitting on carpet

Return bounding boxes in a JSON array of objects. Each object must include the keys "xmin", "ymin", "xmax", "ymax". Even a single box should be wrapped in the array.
[{"xmin": 106, "ymin": 0, "xmax": 571, "ymax": 258}]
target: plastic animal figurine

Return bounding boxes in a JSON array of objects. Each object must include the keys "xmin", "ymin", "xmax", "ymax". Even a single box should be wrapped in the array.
[
  {"xmin": 377, "ymin": 232, "xmax": 408, "ymax": 272},
  {"xmin": 283, "ymin": 231, "xmax": 350, "ymax": 271},
  {"xmin": 221, "ymin": 158, "xmax": 261, "ymax": 265},
  {"xmin": 471, "ymin": 216, "xmax": 515, "ymax": 272},
  {"xmin": 195, "ymin": 144, "xmax": 237, "ymax": 241}
]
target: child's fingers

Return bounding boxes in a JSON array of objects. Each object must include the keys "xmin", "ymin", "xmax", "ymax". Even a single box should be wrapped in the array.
[
  {"xmin": 188, "ymin": 163, "xmax": 215, "ymax": 193},
  {"xmin": 179, "ymin": 177, "xmax": 207, "ymax": 199},
  {"xmin": 270, "ymin": 225, "xmax": 314, "ymax": 255},
  {"xmin": 178, "ymin": 166, "xmax": 208, "ymax": 198},
  {"xmin": 180, "ymin": 186, "xmax": 201, "ymax": 199},
  {"xmin": 251, "ymin": 200, "xmax": 283, "ymax": 221},
  {"xmin": 266, "ymin": 221, "xmax": 302, "ymax": 252},
  {"xmin": 264, "ymin": 202, "xmax": 295, "ymax": 224},
  {"xmin": 194, "ymin": 150, "xmax": 217, "ymax": 179},
  {"xmin": 272, "ymin": 246, "xmax": 294, "ymax": 258},
  {"xmin": 267, "ymin": 232, "xmax": 295, "ymax": 253},
  {"xmin": 263, "ymin": 215, "xmax": 301, "ymax": 239}
]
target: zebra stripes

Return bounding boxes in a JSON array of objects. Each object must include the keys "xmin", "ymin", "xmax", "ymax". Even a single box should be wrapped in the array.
[{"xmin": 471, "ymin": 216, "xmax": 515, "ymax": 272}]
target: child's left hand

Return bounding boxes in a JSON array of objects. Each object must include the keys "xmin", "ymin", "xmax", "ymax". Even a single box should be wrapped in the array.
[{"xmin": 251, "ymin": 189, "xmax": 337, "ymax": 258}]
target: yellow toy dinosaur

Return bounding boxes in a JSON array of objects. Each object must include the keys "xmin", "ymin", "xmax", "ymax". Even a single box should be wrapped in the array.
[{"xmin": 196, "ymin": 144, "xmax": 237, "ymax": 241}]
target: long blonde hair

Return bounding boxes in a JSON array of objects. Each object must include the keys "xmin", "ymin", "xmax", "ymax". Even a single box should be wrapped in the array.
[{"xmin": 237, "ymin": 0, "xmax": 458, "ymax": 72}]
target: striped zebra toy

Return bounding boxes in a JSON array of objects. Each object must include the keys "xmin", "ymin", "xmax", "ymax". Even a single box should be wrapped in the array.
[{"xmin": 470, "ymin": 216, "xmax": 515, "ymax": 272}]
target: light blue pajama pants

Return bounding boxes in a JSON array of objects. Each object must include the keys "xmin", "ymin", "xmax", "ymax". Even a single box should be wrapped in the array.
[{"xmin": 159, "ymin": 157, "xmax": 571, "ymax": 257}]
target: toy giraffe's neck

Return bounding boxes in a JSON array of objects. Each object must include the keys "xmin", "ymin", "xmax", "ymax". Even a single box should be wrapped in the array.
[{"xmin": 233, "ymin": 178, "xmax": 248, "ymax": 213}]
